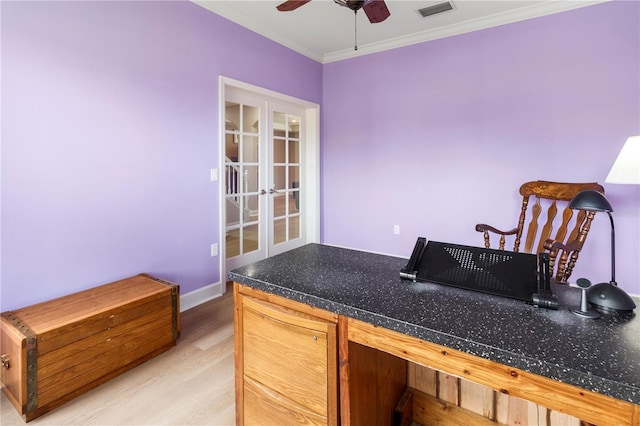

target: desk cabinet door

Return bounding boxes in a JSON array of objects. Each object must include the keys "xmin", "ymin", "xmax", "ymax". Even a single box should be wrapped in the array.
[{"xmin": 241, "ymin": 295, "xmax": 337, "ymax": 425}]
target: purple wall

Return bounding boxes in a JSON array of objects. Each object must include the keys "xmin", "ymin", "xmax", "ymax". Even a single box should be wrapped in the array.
[
  {"xmin": 1, "ymin": 1, "xmax": 321, "ymax": 310},
  {"xmin": 322, "ymin": 1, "xmax": 640, "ymax": 296},
  {"xmin": 2, "ymin": 1, "xmax": 639, "ymax": 311}
]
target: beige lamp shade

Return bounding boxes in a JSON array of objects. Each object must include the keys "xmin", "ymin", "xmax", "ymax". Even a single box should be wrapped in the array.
[{"xmin": 605, "ymin": 135, "xmax": 640, "ymax": 184}]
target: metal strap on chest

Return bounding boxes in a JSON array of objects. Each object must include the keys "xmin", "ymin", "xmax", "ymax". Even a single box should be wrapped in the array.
[
  {"xmin": 141, "ymin": 274, "xmax": 180, "ymax": 340},
  {"xmin": 2, "ymin": 312, "xmax": 38, "ymax": 412}
]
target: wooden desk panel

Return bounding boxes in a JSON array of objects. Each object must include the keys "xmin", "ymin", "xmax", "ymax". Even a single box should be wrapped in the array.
[{"xmin": 344, "ymin": 316, "xmax": 638, "ymax": 426}]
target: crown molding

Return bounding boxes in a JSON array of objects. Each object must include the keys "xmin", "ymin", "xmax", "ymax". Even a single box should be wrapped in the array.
[
  {"xmin": 192, "ymin": 0, "xmax": 325, "ymax": 62},
  {"xmin": 323, "ymin": 0, "xmax": 608, "ymax": 63},
  {"xmin": 193, "ymin": 1, "xmax": 608, "ymax": 64}
]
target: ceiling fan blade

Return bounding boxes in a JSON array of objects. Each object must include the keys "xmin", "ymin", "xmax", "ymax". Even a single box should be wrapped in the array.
[
  {"xmin": 276, "ymin": 0, "xmax": 312, "ymax": 12},
  {"xmin": 363, "ymin": 0, "xmax": 390, "ymax": 23}
]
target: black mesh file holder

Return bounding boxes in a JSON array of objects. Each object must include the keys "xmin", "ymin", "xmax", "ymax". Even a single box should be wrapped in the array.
[{"xmin": 403, "ymin": 239, "xmax": 539, "ymax": 302}]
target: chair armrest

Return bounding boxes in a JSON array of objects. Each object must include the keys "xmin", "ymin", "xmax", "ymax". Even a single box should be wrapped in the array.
[
  {"xmin": 475, "ymin": 224, "xmax": 519, "ymax": 251},
  {"xmin": 543, "ymin": 238, "xmax": 583, "ymax": 253},
  {"xmin": 543, "ymin": 238, "xmax": 584, "ymax": 283},
  {"xmin": 475, "ymin": 224, "xmax": 518, "ymax": 235}
]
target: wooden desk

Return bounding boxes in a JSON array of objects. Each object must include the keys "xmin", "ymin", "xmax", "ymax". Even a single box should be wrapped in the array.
[
  {"xmin": 230, "ymin": 244, "xmax": 640, "ymax": 425},
  {"xmin": 343, "ymin": 317, "xmax": 638, "ymax": 425}
]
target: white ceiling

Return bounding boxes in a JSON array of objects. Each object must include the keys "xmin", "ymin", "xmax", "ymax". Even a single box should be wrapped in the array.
[{"xmin": 193, "ymin": 0, "xmax": 607, "ymax": 63}]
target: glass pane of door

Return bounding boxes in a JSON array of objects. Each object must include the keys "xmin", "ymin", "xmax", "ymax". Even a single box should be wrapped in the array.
[
  {"xmin": 272, "ymin": 112, "xmax": 301, "ymax": 247},
  {"xmin": 225, "ymin": 100, "xmax": 261, "ymax": 259}
]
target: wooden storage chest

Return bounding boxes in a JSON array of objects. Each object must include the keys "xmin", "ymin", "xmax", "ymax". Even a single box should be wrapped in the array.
[{"xmin": 0, "ymin": 273, "xmax": 180, "ymax": 421}]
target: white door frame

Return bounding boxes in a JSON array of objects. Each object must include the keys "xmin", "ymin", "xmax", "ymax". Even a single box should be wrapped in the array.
[{"xmin": 218, "ymin": 76, "xmax": 320, "ymax": 290}]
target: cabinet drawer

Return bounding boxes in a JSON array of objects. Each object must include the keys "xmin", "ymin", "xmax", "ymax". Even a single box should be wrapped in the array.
[
  {"xmin": 244, "ymin": 375, "xmax": 328, "ymax": 426},
  {"xmin": 242, "ymin": 296, "xmax": 334, "ymax": 417}
]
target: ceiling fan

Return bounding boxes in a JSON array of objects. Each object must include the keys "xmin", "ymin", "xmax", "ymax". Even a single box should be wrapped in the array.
[{"xmin": 276, "ymin": 0, "xmax": 391, "ymax": 50}]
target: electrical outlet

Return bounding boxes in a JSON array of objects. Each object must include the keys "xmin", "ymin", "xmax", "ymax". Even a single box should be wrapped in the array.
[
  {"xmin": 211, "ymin": 243, "xmax": 218, "ymax": 257},
  {"xmin": 210, "ymin": 168, "xmax": 218, "ymax": 182},
  {"xmin": 394, "ymin": 225, "xmax": 400, "ymax": 235}
]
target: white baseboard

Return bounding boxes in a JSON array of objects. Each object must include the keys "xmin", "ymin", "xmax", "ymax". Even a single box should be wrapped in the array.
[{"xmin": 180, "ymin": 281, "xmax": 225, "ymax": 312}]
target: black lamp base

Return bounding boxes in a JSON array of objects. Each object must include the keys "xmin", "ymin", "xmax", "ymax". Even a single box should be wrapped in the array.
[{"xmin": 587, "ymin": 282, "xmax": 636, "ymax": 315}]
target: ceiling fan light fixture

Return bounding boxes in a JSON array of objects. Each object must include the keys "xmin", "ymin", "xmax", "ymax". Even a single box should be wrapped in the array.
[
  {"xmin": 417, "ymin": 1, "xmax": 454, "ymax": 18},
  {"xmin": 334, "ymin": 0, "xmax": 366, "ymax": 12}
]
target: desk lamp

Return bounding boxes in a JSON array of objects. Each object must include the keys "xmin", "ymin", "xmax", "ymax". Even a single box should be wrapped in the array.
[
  {"xmin": 568, "ymin": 136, "xmax": 639, "ymax": 315},
  {"xmin": 605, "ymin": 135, "xmax": 640, "ymax": 184}
]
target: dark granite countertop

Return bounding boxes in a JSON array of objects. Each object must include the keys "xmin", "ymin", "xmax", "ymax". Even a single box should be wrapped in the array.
[{"xmin": 228, "ymin": 243, "xmax": 640, "ymax": 405}]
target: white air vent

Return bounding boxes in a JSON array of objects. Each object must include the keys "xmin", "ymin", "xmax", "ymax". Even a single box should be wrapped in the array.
[{"xmin": 417, "ymin": 1, "xmax": 454, "ymax": 18}]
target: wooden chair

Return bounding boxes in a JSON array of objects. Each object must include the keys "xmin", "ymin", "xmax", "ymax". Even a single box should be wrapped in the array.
[{"xmin": 475, "ymin": 180, "xmax": 605, "ymax": 283}]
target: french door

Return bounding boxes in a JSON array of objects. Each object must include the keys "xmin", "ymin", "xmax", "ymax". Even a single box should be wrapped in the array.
[
  {"xmin": 269, "ymin": 102, "xmax": 305, "ymax": 256},
  {"xmin": 223, "ymin": 87, "xmax": 309, "ymax": 272},
  {"xmin": 223, "ymin": 91, "xmax": 265, "ymax": 270}
]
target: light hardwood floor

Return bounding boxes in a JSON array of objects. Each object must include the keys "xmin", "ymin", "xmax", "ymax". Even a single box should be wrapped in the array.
[{"xmin": 1, "ymin": 289, "xmax": 235, "ymax": 426}]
